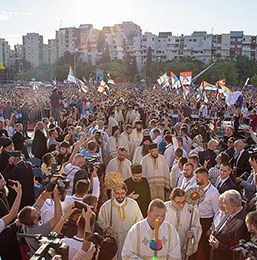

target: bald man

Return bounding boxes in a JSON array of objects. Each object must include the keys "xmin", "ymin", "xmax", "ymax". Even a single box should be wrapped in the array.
[{"xmin": 234, "ymin": 140, "xmax": 251, "ymax": 177}]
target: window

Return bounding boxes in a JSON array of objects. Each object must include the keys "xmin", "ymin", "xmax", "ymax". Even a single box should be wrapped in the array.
[
  {"xmin": 193, "ymin": 39, "xmax": 197, "ymax": 42},
  {"xmin": 231, "ymin": 38, "xmax": 236, "ymax": 42}
]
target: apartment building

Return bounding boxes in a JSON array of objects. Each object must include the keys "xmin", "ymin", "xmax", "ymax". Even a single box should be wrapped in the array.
[{"xmin": 0, "ymin": 38, "xmax": 10, "ymax": 67}]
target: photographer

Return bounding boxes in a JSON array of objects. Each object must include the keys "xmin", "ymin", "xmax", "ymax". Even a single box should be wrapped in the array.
[
  {"xmin": 0, "ymin": 179, "xmax": 22, "ymax": 260},
  {"xmin": 17, "ymin": 185, "xmax": 62, "ymax": 255},
  {"xmin": 61, "ymin": 204, "xmax": 96, "ymax": 259},
  {"xmin": 63, "ymin": 153, "xmax": 100, "ymax": 197}
]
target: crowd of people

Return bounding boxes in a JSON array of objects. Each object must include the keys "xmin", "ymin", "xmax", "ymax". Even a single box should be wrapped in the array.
[{"xmin": 0, "ymin": 82, "xmax": 257, "ymax": 260}]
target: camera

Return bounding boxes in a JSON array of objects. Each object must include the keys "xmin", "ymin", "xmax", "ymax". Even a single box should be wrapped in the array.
[
  {"xmin": 74, "ymin": 133, "xmax": 81, "ymax": 142},
  {"xmin": 7, "ymin": 180, "xmax": 16, "ymax": 188},
  {"xmin": 248, "ymin": 147, "xmax": 257, "ymax": 160},
  {"xmin": 42, "ymin": 163, "xmax": 70, "ymax": 193},
  {"xmin": 74, "ymin": 201, "xmax": 94, "ymax": 212},
  {"xmin": 233, "ymin": 238, "xmax": 257, "ymax": 260}
]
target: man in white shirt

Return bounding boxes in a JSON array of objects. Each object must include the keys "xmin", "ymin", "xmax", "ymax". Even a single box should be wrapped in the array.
[
  {"xmin": 195, "ymin": 167, "xmax": 220, "ymax": 260},
  {"xmin": 152, "ymin": 128, "xmax": 163, "ymax": 146},
  {"xmin": 170, "ymin": 148, "xmax": 183, "ymax": 188},
  {"xmin": 164, "ymin": 134, "xmax": 175, "ymax": 169},
  {"xmin": 180, "ymin": 163, "xmax": 197, "ymax": 191}
]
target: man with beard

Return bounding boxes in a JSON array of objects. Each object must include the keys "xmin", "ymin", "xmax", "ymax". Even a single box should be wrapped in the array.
[
  {"xmin": 124, "ymin": 164, "xmax": 151, "ymax": 217},
  {"xmin": 194, "ymin": 167, "xmax": 220, "ymax": 260},
  {"xmin": 108, "ymin": 110, "xmax": 118, "ymax": 133},
  {"xmin": 131, "ymin": 120, "xmax": 143, "ymax": 142},
  {"xmin": 165, "ymin": 188, "xmax": 202, "ymax": 259},
  {"xmin": 141, "ymin": 143, "xmax": 170, "ymax": 200},
  {"xmin": 120, "ymin": 124, "xmax": 136, "ymax": 161},
  {"xmin": 0, "ymin": 173, "xmax": 11, "ymax": 219},
  {"xmin": 106, "ymin": 147, "xmax": 131, "ymax": 180},
  {"xmin": 32, "ymin": 121, "xmax": 48, "ymax": 160},
  {"xmin": 3, "ymin": 151, "xmax": 35, "ymax": 210},
  {"xmin": 130, "ymin": 105, "xmax": 140, "ymax": 126},
  {"xmin": 98, "ymin": 183, "xmax": 143, "ymax": 260},
  {"xmin": 106, "ymin": 126, "xmax": 129, "ymax": 163},
  {"xmin": 114, "ymin": 104, "xmax": 124, "ymax": 131},
  {"xmin": 0, "ymin": 136, "xmax": 14, "ymax": 174},
  {"xmin": 133, "ymin": 135, "xmax": 152, "ymax": 164}
]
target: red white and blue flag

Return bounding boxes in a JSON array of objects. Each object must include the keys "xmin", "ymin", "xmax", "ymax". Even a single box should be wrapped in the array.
[
  {"xmin": 30, "ymin": 86, "xmax": 38, "ymax": 107},
  {"xmin": 181, "ymin": 84, "xmax": 190, "ymax": 99},
  {"xmin": 108, "ymin": 79, "xmax": 115, "ymax": 85},
  {"xmin": 67, "ymin": 65, "xmax": 76, "ymax": 83},
  {"xmin": 170, "ymin": 71, "xmax": 181, "ymax": 89},
  {"xmin": 76, "ymin": 78, "xmax": 89, "ymax": 93}
]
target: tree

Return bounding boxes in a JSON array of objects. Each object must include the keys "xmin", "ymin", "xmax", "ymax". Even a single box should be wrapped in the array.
[
  {"xmin": 236, "ymin": 55, "xmax": 257, "ymax": 84},
  {"xmin": 251, "ymin": 74, "xmax": 257, "ymax": 87}
]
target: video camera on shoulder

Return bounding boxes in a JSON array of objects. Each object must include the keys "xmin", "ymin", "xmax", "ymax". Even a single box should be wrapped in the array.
[
  {"xmin": 233, "ymin": 238, "xmax": 257, "ymax": 260},
  {"xmin": 248, "ymin": 146, "xmax": 257, "ymax": 160},
  {"xmin": 42, "ymin": 163, "xmax": 70, "ymax": 194}
]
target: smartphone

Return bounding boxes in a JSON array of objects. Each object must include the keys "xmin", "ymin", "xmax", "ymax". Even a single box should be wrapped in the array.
[{"xmin": 7, "ymin": 180, "xmax": 16, "ymax": 188}]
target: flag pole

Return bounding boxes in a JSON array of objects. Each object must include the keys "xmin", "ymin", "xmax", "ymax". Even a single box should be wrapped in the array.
[{"xmin": 191, "ymin": 62, "xmax": 216, "ymax": 84}]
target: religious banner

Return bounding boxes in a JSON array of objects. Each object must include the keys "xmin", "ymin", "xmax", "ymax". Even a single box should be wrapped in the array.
[{"xmin": 180, "ymin": 71, "xmax": 192, "ymax": 86}]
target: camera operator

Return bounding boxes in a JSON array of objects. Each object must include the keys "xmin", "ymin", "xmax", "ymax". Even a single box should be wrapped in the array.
[
  {"xmin": 40, "ymin": 179, "xmax": 73, "ymax": 223},
  {"xmin": 2, "ymin": 151, "xmax": 35, "ymax": 210},
  {"xmin": 17, "ymin": 185, "xmax": 62, "ymax": 256},
  {"xmin": 214, "ymin": 126, "xmax": 236, "ymax": 152},
  {"xmin": 236, "ymin": 158, "xmax": 256, "ymax": 203},
  {"xmin": 0, "ymin": 179, "xmax": 22, "ymax": 260},
  {"xmin": 63, "ymin": 153, "xmax": 100, "ymax": 198}
]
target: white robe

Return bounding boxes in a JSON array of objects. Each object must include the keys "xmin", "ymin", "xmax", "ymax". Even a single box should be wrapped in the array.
[
  {"xmin": 108, "ymin": 116, "xmax": 118, "ymax": 132},
  {"xmin": 106, "ymin": 157, "xmax": 131, "ymax": 180},
  {"xmin": 131, "ymin": 128, "xmax": 143, "ymax": 142},
  {"xmin": 165, "ymin": 202, "xmax": 202, "ymax": 257},
  {"xmin": 120, "ymin": 132, "xmax": 136, "ymax": 161},
  {"xmin": 170, "ymin": 160, "xmax": 180, "ymax": 188},
  {"xmin": 141, "ymin": 154, "xmax": 170, "ymax": 201},
  {"xmin": 98, "ymin": 198, "xmax": 143, "ymax": 260},
  {"xmin": 122, "ymin": 218, "xmax": 181, "ymax": 260},
  {"xmin": 133, "ymin": 145, "xmax": 145, "ymax": 164},
  {"xmin": 106, "ymin": 135, "xmax": 130, "ymax": 163}
]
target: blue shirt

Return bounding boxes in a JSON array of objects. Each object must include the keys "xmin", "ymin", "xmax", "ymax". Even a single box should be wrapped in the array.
[
  {"xmin": 235, "ymin": 96, "xmax": 243, "ymax": 109},
  {"xmin": 80, "ymin": 147, "xmax": 98, "ymax": 159}
]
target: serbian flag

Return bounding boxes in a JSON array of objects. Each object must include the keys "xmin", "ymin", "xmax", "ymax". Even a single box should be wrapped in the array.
[
  {"xmin": 170, "ymin": 71, "xmax": 181, "ymax": 89},
  {"xmin": 181, "ymin": 84, "xmax": 190, "ymax": 99},
  {"xmin": 216, "ymin": 79, "xmax": 232, "ymax": 96},
  {"xmin": 52, "ymin": 78, "xmax": 58, "ymax": 87},
  {"xmin": 81, "ymin": 100, "xmax": 86, "ymax": 115},
  {"xmin": 108, "ymin": 79, "xmax": 115, "ymax": 85},
  {"xmin": 107, "ymin": 71, "xmax": 111, "ymax": 78},
  {"xmin": 67, "ymin": 65, "xmax": 76, "ymax": 83},
  {"xmin": 197, "ymin": 81, "xmax": 208, "ymax": 102},
  {"xmin": 30, "ymin": 86, "xmax": 38, "ymax": 107},
  {"xmin": 82, "ymin": 76, "xmax": 87, "ymax": 83},
  {"xmin": 141, "ymin": 78, "xmax": 146, "ymax": 83},
  {"xmin": 76, "ymin": 78, "xmax": 89, "ymax": 93}
]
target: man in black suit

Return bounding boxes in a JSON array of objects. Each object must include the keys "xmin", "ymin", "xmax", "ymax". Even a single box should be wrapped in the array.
[
  {"xmin": 226, "ymin": 137, "xmax": 236, "ymax": 167},
  {"xmin": 199, "ymin": 139, "xmax": 218, "ymax": 169},
  {"xmin": 12, "ymin": 123, "xmax": 29, "ymax": 159},
  {"xmin": 216, "ymin": 162, "xmax": 237, "ymax": 194},
  {"xmin": 0, "ymin": 136, "xmax": 14, "ymax": 174},
  {"xmin": 214, "ymin": 126, "xmax": 235, "ymax": 152},
  {"xmin": 2, "ymin": 151, "xmax": 35, "ymax": 210},
  {"xmin": 209, "ymin": 190, "xmax": 249, "ymax": 260},
  {"xmin": 234, "ymin": 140, "xmax": 251, "ymax": 177}
]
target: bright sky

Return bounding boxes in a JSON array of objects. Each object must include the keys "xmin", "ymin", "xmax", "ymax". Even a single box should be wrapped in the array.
[{"xmin": 1, "ymin": 0, "xmax": 257, "ymax": 48}]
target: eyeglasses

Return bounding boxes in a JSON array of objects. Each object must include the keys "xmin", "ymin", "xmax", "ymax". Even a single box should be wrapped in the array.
[
  {"xmin": 228, "ymin": 141, "xmax": 234, "ymax": 143},
  {"xmin": 173, "ymin": 199, "xmax": 186, "ymax": 206}
]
